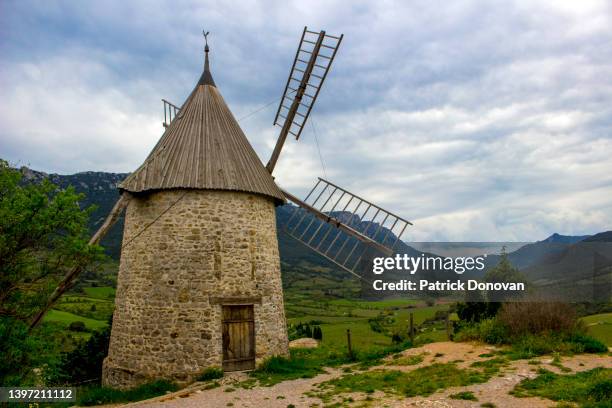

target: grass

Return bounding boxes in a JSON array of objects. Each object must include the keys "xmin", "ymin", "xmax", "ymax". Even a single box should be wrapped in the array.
[
  {"xmin": 511, "ymin": 368, "xmax": 612, "ymax": 407},
  {"xmin": 470, "ymin": 357, "xmax": 510, "ymax": 377},
  {"xmin": 251, "ymin": 340, "xmax": 414, "ymax": 386},
  {"xmin": 196, "ymin": 367, "xmax": 224, "ymax": 381},
  {"xmin": 287, "ymin": 297, "xmax": 452, "ymax": 352},
  {"xmin": 43, "ymin": 309, "xmax": 107, "ymax": 331},
  {"xmin": 450, "ymin": 391, "xmax": 478, "ymax": 400},
  {"xmin": 76, "ymin": 380, "xmax": 178, "ymax": 406},
  {"xmin": 82, "ymin": 286, "xmax": 116, "ymax": 300},
  {"xmin": 320, "ymin": 320, "xmax": 391, "ymax": 349},
  {"xmin": 310, "ymin": 363, "xmax": 502, "ymax": 402},
  {"xmin": 313, "ymin": 361, "xmax": 505, "ymax": 401},
  {"xmin": 582, "ymin": 313, "xmax": 612, "ymax": 346},
  {"xmin": 251, "ymin": 354, "xmax": 326, "ymax": 386},
  {"xmin": 386, "ymin": 353, "xmax": 424, "ymax": 366}
]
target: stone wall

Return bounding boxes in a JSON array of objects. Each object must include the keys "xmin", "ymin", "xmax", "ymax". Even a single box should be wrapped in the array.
[{"xmin": 102, "ymin": 189, "xmax": 288, "ymax": 389}]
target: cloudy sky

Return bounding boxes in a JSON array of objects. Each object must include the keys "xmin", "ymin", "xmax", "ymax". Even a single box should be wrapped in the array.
[{"xmin": 1, "ymin": 0, "xmax": 611, "ymax": 241}]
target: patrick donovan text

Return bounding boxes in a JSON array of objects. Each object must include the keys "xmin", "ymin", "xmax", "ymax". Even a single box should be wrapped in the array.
[{"xmin": 373, "ymin": 279, "xmax": 526, "ymax": 292}]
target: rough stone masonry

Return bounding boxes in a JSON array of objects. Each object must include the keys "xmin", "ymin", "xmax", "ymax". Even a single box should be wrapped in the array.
[{"xmin": 102, "ymin": 189, "xmax": 289, "ymax": 388}]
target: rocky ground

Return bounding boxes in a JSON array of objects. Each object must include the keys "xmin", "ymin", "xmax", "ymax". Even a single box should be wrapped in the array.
[{"xmin": 121, "ymin": 342, "xmax": 611, "ymax": 408}]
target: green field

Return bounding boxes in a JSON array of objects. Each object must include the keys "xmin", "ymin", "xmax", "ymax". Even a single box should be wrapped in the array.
[
  {"xmin": 582, "ymin": 312, "xmax": 612, "ymax": 346},
  {"xmin": 49, "ymin": 283, "xmax": 611, "ymax": 356},
  {"xmin": 83, "ymin": 286, "xmax": 116, "ymax": 300},
  {"xmin": 288, "ymin": 295, "xmax": 453, "ymax": 349},
  {"xmin": 44, "ymin": 309, "xmax": 108, "ymax": 330},
  {"xmin": 42, "ymin": 285, "xmax": 116, "ymax": 341}
]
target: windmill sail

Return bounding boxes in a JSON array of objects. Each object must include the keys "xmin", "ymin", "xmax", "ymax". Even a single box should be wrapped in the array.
[
  {"xmin": 162, "ymin": 99, "xmax": 181, "ymax": 128},
  {"xmin": 267, "ymin": 27, "xmax": 343, "ymax": 172},
  {"xmin": 281, "ymin": 178, "xmax": 412, "ymax": 278}
]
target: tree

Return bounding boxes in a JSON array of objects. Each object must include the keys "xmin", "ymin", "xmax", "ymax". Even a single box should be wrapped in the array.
[
  {"xmin": 68, "ymin": 321, "xmax": 87, "ymax": 332},
  {"xmin": 484, "ymin": 247, "xmax": 529, "ymax": 302},
  {"xmin": 50, "ymin": 316, "xmax": 112, "ymax": 385},
  {"xmin": 313, "ymin": 326, "xmax": 323, "ymax": 340},
  {"xmin": 0, "ymin": 160, "xmax": 103, "ymax": 385}
]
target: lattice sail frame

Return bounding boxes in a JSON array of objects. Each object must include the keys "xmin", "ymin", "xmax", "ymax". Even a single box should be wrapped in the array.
[
  {"xmin": 273, "ymin": 27, "xmax": 343, "ymax": 141},
  {"xmin": 162, "ymin": 99, "xmax": 181, "ymax": 128},
  {"xmin": 282, "ymin": 178, "xmax": 412, "ymax": 278}
]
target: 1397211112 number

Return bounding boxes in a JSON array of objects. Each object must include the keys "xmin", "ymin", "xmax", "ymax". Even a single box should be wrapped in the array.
[{"xmin": 0, "ymin": 387, "xmax": 76, "ymax": 402}]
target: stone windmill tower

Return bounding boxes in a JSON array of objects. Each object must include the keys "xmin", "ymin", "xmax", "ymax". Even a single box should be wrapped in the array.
[
  {"xmin": 102, "ymin": 36, "xmax": 289, "ymax": 388},
  {"xmin": 31, "ymin": 28, "xmax": 412, "ymax": 389}
]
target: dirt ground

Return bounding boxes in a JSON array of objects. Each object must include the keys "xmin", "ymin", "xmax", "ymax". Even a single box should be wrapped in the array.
[{"xmin": 123, "ymin": 342, "xmax": 612, "ymax": 408}]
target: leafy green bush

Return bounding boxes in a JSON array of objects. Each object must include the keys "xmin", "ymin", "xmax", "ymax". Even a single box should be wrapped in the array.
[
  {"xmin": 48, "ymin": 317, "xmax": 112, "ymax": 385},
  {"xmin": 196, "ymin": 367, "xmax": 223, "ymax": 381},
  {"xmin": 568, "ymin": 333, "xmax": 608, "ymax": 353},
  {"xmin": 68, "ymin": 321, "xmax": 87, "ymax": 332},
  {"xmin": 313, "ymin": 326, "xmax": 323, "ymax": 340},
  {"xmin": 288, "ymin": 321, "xmax": 323, "ymax": 341},
  {"xmin": 454, "ymin": 318, "xmax": 507, "ymax": 344},
  {"xmin": 456, "ymin": 301, "xmax": 500, "ymax": 324},
  {"xmin": 77, "ymin": 380, "xmax": 178, "ymax": 406},
  {"xmin": 0, "ymin": 317, "xmax": 60, "ymax": 386},
  {"xmin": 508, "ymin": 333, "xmax": 607, "ymax": 359}
]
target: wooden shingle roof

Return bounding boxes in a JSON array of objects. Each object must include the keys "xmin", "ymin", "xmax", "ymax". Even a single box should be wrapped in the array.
[{"xmin": 119, "ymin": 50, "xmax": 285, "ymax": 204}]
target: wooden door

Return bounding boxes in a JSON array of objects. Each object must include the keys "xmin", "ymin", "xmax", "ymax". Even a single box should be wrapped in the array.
[{"xmin": 222, "ymin": 305, "xmax": 255, "ymax": 371}]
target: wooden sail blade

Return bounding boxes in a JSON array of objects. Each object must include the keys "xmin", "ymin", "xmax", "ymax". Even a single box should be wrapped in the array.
[
  {"xmin": 280, "ymin": 178, "xmax": 412, "ymax": 277},
  {"xmin": 267, "ymin": 27, "xmax": 343, "ymax": 173},
  {"xmin": 162, "ymin": 99, "xmax": 181, "ymax": 128}
]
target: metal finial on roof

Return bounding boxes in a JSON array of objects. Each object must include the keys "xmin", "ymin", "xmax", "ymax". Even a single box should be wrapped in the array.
[
  {"xmin": 199, "ymin": 30, "xmax": 215, "ymax": 87},
  {"xmin": 203, "ymin": 30, "xmax": 210, "ymax": 53}
]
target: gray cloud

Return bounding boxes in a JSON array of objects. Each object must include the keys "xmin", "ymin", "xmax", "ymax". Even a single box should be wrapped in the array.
[{"xmin": 1, "ymin": 0, "xmax": 611, "ymax": 241}]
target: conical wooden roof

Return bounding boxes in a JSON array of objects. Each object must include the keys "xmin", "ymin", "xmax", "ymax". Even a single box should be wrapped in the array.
[{"xmin": 119, "ymin": 49, "xmax": 285, "ymax": 204}]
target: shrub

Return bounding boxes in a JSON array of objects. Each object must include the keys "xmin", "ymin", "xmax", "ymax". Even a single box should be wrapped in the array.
[
  {"xmin": 454, "ymin": 318, "xmax": 507, "ymax": 344},
  {"xmin": 312, "ymin": 326, "xmax": 323, "ymax": 340},
  {"xmin": 196, "ymin": 367, "xmax": 223, "ymax": 381},
  {"xmin": 50, "ymin": 322, "xmax": 111, "ymax": 385},
  {"xmin": 456, "ymin": 300, "xmax": 500, "ymax": 323},
  {"xmin": 450, "ymin": 391, "xmax": 477, "ymax": 400},
  {"xmin": 498, "ymin": 303, "xmax": 579, "ymax": 336},
  {"xmin": 68, "ymin": 321, "xmax": 87, "ymax": 332},
  {"xmin": 567, "ymin": 333, "xmax": 607, "ymax": 353},
  {"xmin": 508, "ymin": 333, "xmax": 607, "ymax": 359}
]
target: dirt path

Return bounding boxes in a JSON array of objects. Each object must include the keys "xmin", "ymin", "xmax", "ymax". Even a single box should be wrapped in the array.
[{"xmin": 126, "ymin": 342, "xmax": 612, "ymax": 408}]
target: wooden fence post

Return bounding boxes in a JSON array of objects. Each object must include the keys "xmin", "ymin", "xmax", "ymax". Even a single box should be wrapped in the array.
[
  {"xmin": 346, "ymin": 329, "xmax": 353, "ymax": 359},
  {"xmin": 409, "ymin": 312, "xmax": 414, "ymax": 343}
]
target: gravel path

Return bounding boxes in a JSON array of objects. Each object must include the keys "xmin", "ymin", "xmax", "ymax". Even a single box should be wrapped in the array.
[{"xmin": 125, "ymin": 342, "xmax": 612, "ymax": 408}]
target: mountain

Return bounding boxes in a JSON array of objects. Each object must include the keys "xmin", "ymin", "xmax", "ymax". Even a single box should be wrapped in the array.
[
  {"xmin": 583, "ymin": 231, "xmax": 612, "ymax": 242},
  {"xmin": 479, "ymin": 233, "xmax": 594, "ymax": 275},
  {"xmin": 18, "ymin": 167, "xmax": 610, "ymax": 301},
  {"xmin": 521, "ymin": 239, "xmax": 612, "ymax": 302},
  {"xmin": 541, "ymin": 233, "xmax": 591, "ymax": 244}
]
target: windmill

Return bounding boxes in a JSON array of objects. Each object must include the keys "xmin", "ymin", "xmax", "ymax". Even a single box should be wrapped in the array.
[
  {"xmin": 264, "ymin": 27, "xmax": 412, "ymax": 281},
  {"xmin": 30, "ymin": 27, "xmax": 412, "ymax": 388}
]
